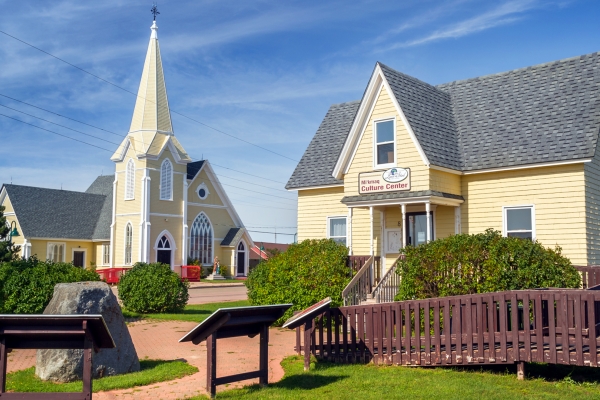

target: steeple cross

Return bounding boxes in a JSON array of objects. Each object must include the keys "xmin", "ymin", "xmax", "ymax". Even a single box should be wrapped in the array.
[{"xmin": 151, "ymin": 3, "xmax": 160, "ymax": 21}]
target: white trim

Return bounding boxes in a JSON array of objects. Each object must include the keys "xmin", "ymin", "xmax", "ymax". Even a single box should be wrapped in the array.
[
  {"xmin": 401, "ymin": 204, "xmax": 407, "ymax": 249},
  {"xmin": 3, "ymin": 212, "xmax": 15, "ymax": 216},
  {"xmin": 187, "ymin": 202, "xmax": 227, "ymax": 209},
  {"xmin": 71, "ymin": 248, "xmax": 87, "ymax": 268},
  {"xmin": 326, "ymin": 215, "xmax": 348, "ymax": 246},
  {"xmin": 196, "ymin": 182, "xmax": 210, "ymax": 200},
  {"xmin": 287, "ymin": 184, "xmax": 344, "ymax": 191},
  {"xmin": 182, "ymin": 174, "xmax": 188, "ymax": 268},
  {"xmin": 503, "ymin": 204, "xmax": 536, "ymax": 240},
  {"xmin": 154, "ymin": 229, "xmax": 177, "ymax": 270},
  {"xmin": 101, "ymin": 243, "xmax": 110, "ymax": 266},
  {"xmin": 153, "ymin": 138, "xmax": 189, "ymax": 165},
  {"xmin": 47, "ymin": 242, "xmax": 67, "ymax": 262},
  {"xmin": 372, "ymin": 117, "xmax": 397, "ymax": 169},
  {"xmin": 426, "ymin": 202, "xmax": 431, "ymax": 242},
  {"xmin": 150, "ymin": 213, "xmax": 183, "ymax": 218},
  {"xmin": 160, "ymin": 158, "xmax": 174, "ymax": 201},
  {"xmin": 125, "ymin": 159, "xmax": 135, "ymax": 200},
  {"xmin": 110, "ymin": 176, "xmax": 117, "ymax": 268},
  {"xmin": 116, "ymin": 213, "xmax": 141, "ymax": 217},
  {"xmin": 455, "ymin": 206, "xmax": 462, "ymax": 235},
  {"xmin": 347, "ymin": 208, "xmax": 353, "ymax": 255},
  {"xmin": 31, "ymin": 237, "xmax": 93, "ymax": 242},
  {"xmin": 345, "ymin": 196, "xmax": 464, "ymax": 208},
  {"xmin": 430, "ymin": 165, "xmax": 462, "ymax": 175},
  {"xmin": 140, "ymin": 168, "xmax": 151, "ymax": 263},
  {"xmin": 124, "ymin": 221, "xmax": 133, "ymax": 266},
  {"xmin": 463, "ymin": 159, "xmax": 592, "ymax": 175},
  {"xmin": 333, "ymin": 64, "xmax": 430, "ymax": 179}
]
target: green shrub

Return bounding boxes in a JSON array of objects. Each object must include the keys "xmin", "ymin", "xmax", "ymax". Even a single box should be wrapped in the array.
[
  {"xmin": 0, "ymin": 257, "xmax": 100, "ymax": 314},
  {"xmin": 118, "ymin": 262, "xmax": 189, "ymax": 313},
  {"xmin": 397, "ymin": 229, "xmax": 581, "ymax": 301},
  {"xmin": 246, "ymin": 239, "xmax": 349, "ymax": 325}
]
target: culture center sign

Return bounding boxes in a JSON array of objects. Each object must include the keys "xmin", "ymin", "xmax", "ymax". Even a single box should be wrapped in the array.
[{"xmin": 358, "ymin": 168, "xmax": 411, "ymax": 194}]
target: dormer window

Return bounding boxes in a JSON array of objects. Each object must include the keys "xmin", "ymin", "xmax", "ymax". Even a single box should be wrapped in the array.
[{"xmin": 375, "ymin": 119, "xmax": 395, "ymax": 167}]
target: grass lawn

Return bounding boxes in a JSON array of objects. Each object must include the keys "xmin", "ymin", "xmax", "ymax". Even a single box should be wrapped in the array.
[
  {"xmin": 187, "ymin": 356, "xmax": 600, "ymax": 399},
  {"xmin": 121, "ymin": 300, "xmax": 251, "ymax": 323},
  {"xmin": 7, "ymin": 359, "xmax": 197, "ymax": 393}
]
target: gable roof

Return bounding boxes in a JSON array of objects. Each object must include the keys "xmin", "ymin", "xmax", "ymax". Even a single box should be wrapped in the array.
[
  {"xmin": 288, "ymin": 52, "xmax": 600, "ymax": 189},
  {"xmin": 2, "ymin": 184, "xmax": 107, "ymax": 240},
  {"xmin": 220, "ymin": 228, "xmax": 241, "ymax": 246},
  {"xmin": 85, "ymin": 175, "xmax": 114, "ymax": 240},
  {"xmin": 187, "ymin": 160, "xmax": 205, "ymax": 180},
  {"xmin": 437, "ymin": 52, "xmax": 600, "ymax": 171},
  {"xmin": 286, "ymin": 101, "xmax": 360, "ymax": 189}
]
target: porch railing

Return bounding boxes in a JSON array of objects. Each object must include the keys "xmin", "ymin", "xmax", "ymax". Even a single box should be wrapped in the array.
[
  {"xmin": 371, "ymin": 255, "xmax": 404, "ymax": 303},
  {"xmin": 347, "ymin": 255, "xmax": 381, "ymax": 283},
  {"xmin": 342, "ymin": 256, "xmax": 374, "ymax": 306},
  {"xmin": 574, "ymin": 265, "xmax": 600, "ymax": 289}
]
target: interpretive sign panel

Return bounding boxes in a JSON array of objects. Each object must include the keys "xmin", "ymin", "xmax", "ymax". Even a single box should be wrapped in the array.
[
  {"xmin": 358, "ymin": 168, "xmax": 411, "ymax": 194},
  {"xmin": 282, "ymin": 297, "xmax": 331, "ymax": 329}
]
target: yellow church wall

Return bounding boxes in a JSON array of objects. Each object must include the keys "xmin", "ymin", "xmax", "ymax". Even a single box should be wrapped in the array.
[
  {"xmin": 148, "ymin": 215, "xmax": 183, "ymax": 266},
  {"xmin": 187, "ymin": 168, "xmax": 225, "ymax": 207},
  {"xmin": 148, "ymin": 151, "xmax": 185, "ymax": 216},
  {"xmin": 584, "ymin": 155, "xmax": 600, "ymax": 265},
  {"xmin": 113, "ymin": 215, "xmax": 141, "ymax": 267},
  {"xmin": 344, "ymin": 85, "xmax": 430, "ymax": 197},
  {"xmin": 462, "ymin": 163, "xmax": 587, "ymax": 265},
  {"xmin": 297, "ymin": 187, "xmax": 346, "ymax": 242}
]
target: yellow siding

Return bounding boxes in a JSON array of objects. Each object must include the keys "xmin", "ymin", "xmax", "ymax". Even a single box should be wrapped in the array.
[
  {"xmin": 187, "ymin": 168, "xmax": 225, "ymax": 207},
  {"xmin": 435, "ymin": 205, "xmax": 455, "ymax": 239},
  {"xmin": 0, "ymin": 194, "xmax": 24, "ymax": 248},
  {"xmin": 149, "ymin": 216, "xmax": 183, "ymax": 265},
  {"xmin": 585, "ymin": 156, "xmax": 600, "ymax": 264},
  {"xmin": 430, "ymin": 170, "xmax": 461, "ymax": 195},
  {"xmin": 297, "ymin": 187, "xmax": 346, "ymax": 241},
  {"xmin": 344, "ymin": 85, "xmax": 429, "ymax": 196},
  {"xmin": 113, "ymin": 216, "xmax": 141, "ymax": 267},
  {"xmin": 462, "ymin": 164, "xmax": 587, "ymax": 264},
  {"xmin": 351, "ymin": 207, "xmax": 381, "ymax": 256},
  {"xmin": 148, "ymin": 151, "xmax": 185, "ymax": 215},
  {"xmin": 95, "ymin": 243, "xmax": 110, "ymax": 267},
  {"xmin": 27, "ymin": 240, "xmax": 95, "ymax": 267}
]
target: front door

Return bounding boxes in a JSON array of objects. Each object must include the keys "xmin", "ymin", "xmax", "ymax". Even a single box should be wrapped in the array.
[
  {"xmin": 405, "ymin": 212, "xmax": 434, "ymax": 246},
  {"xmin": 237, "ymin": 242, "xmax": 246, "ymax": 276},
  {"xmin": 73, "ymin": 251, "xmax": 85, "ymax": 268}
]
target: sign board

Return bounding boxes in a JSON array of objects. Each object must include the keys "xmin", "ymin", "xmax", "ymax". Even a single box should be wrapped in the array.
[
  {"xmin": 358, "ymin": 168, "xmax": 411, "ymax": 194},
  {"xmin": 282, "ymin": 297, "xmax": 331, "ymax": 329}
]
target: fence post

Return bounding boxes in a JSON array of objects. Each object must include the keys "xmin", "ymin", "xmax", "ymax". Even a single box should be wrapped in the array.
[{"xmin": 517, "ymin": 361, "xmax": 525, "ymax": 380}]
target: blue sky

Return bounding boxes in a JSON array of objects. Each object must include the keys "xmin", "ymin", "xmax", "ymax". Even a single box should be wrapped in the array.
[{"xmin": 0, "ymin": 0, "xmax": 598, "ymax": 243}]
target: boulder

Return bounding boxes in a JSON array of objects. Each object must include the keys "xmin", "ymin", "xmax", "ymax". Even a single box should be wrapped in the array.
[{"xmin": 36, "ymin": 281, "xmax": 140, "ymax": 382}]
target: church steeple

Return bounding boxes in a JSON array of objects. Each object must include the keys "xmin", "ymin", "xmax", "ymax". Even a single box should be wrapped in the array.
[{"xmin": 129, "ymin": 19, "xmax": 173, "ymax": 134}]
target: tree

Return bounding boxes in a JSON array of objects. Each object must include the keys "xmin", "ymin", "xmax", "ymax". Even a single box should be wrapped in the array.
[{"xmin": 0, "ymin": 205, "xmax": 21, "ymax": 262}]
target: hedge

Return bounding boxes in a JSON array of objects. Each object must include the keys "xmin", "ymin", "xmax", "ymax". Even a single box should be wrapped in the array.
[
  {"xmin": 396, "ymin": 229, "xmax": 581, "ymax": 301},
  {"xmin": 0, "ymin": 257, "xmax": 100, "ymax": 314},
  {"xmin": 246, "ymin": 239, "xmax": 349, "ymax": 325}
]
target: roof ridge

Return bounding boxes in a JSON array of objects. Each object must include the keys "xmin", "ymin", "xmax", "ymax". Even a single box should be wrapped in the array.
[
  {"xmin": 3, "ymin": 184, "xmax": 105, "ymax": 197},
  {"xmin": 377, "ymin": 61, "xmax": 449, "ymax": 96},
  {"xmin": 437, "ymin": 51, "xmax": 600, "ymax": 88}
]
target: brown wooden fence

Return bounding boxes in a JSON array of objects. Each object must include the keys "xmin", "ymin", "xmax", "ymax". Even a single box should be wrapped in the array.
[
  {"xmin": 574, "ymin": 265, "xmax": 600, "ymax": 289},
  {"xmin": 295, "ymin": 289, "xmax": 600, "ymax": 372}
]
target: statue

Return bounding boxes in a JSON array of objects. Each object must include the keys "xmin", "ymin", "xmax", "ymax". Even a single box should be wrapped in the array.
[{"xmin": 213, "ymin": 256, "xmax": 220, "ymax": 275}]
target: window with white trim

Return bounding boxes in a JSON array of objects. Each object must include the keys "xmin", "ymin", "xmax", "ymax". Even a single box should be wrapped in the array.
[
  {"xmin": 125, "ymin": 223, "xmax": 133, "ymax": 265},
  {"xmin": 160, "ymin": 159, "xmax": 173, "ymax": 200},
  {"xmin": 102, "ymin": 243, "xmax": 110, "ymax": 266},
  {"xmin": 374, "ymin": 119, "xmax": 395, "ymax": 167},
  {"xmin": 328, "ymin": 217, "xmax": 347, "ymax": 246},
  {"xmin": 189, "ymin": 213, "xmax": 213, "ymax": 265},
  {"xmin": 125, "ymin": 159, "xmax": 135, "ymax": 200},
  {"xmin": 504, "ymin": 206, "xmax": 535, "ymax": 240},
  {"xmin": 47, "ymin": 242, "xmax": 65, "ymax": 262}
]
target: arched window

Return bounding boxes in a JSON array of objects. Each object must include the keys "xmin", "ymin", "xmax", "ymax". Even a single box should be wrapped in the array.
[
  {"xmin": 160, "ymin": 159, "xmax": 173, "ymax": 200},
  {"xmin": 158, "ymin": 235, "xmax": 171, "ymax": 249},
  {"xmin": 189, "ymin": 213, "xmax": 213, "ymax": 265},
  {"xmin": 125, "ymin": 223, "xmax": 133, "ymax": 265},
  {"xmin": 125, "ymin": 159, "xmax": 135, "ymax": 200}
]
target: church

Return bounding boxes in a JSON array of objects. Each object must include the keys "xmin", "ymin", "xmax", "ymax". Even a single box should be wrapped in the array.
[{"xmin": 0, "ymin": 20, "xmax": 254, "ymax": 277}]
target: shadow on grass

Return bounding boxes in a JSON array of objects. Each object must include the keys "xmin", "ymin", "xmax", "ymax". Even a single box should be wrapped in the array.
[
  {"xmin": 241, "ymin": 374, "xmax": 348, "ymax": 394},
  {"xmin": 445, "ymin": 362, "xmax": 600, "ymax": 384}
]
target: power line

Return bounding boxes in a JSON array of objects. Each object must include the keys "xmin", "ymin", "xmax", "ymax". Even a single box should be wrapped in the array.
[
  {"xmin": 0, "ymin": 29, "xmax": 299, "ymax": 163},
  {"xmin": 0, "ymin": 91, "xmax": 290, "ymax": 188},
  {"xmin": 247, "ymin": 230, "xmax": 296, "ymax": 236}
]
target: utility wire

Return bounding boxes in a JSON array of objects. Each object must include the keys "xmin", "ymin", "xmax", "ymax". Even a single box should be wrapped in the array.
[
  {"xmin": 0, "ymin": 91, "xmax": 290, "ymax": 187},
  {"xmin": 0, "ymin": 29, "xmax": 299, "ymax": 162}
]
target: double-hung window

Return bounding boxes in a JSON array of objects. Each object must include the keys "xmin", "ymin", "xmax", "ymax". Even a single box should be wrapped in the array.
[
  {"xmin": 47, "ymin": 243, "xmax": 65, "ymax": 262},
  {"xmin": 328, "ymin": 217, "xmax": 347, "ymax": 246},
  {"xmin": 504, "ymin": 206, "xmax": 535, "ymax": 240},
  {"xmin": 375, "ymin": 119, "xmax": 395, "ymax": 167},
  {"xmin": 102, "ymin": 243, "xmax": 110, "ymax": 266}
]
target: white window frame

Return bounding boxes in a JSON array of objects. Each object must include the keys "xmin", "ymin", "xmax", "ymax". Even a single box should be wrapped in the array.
[
  {"xmin": 196, "ymin": 182, "xmax": 210, "ymax": 200},
  {"xmin": 47, "ymin": 242, "xmax": 66, "ymax": 263},
  {"xmin": 235, "ymin": 239, "xmax": 249, "ymax": 276},
  {"xmin": 503, "ymin": 205, "xmax": 536, "ymax": 240},
  {"xmin": 125, "ymin": 159, "xmax": 135, "ymax": 200},
  {"xmin": 160, "ymin": 159, "xmax": 173, "ymax": 201},
  {"xmin": 102, "ymin": 243, "xmax": 110, "ymax": 266},
  {"xmin": 373, "ymin": 117, "xmax": 396, "ymax": 169},
  {"xmin": 71, "ymin": 248, "xmax": 87, "ymax": 268},
  {"xmin": 327, "ymin": 216, "xmax": 348, "ymax": 246},
  {"xmin": 154, "ymin": 230, "xmax": 176, "ymax": 270},
  {"xmin": 189, "ymin": 212, "xmax": 214, "ymax": 266},
  {"xmin": 124, "ymin": 222, "xmax": 133, "ymax": 265}
]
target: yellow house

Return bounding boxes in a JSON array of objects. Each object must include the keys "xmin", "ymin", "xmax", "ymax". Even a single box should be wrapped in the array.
[
  {"xmin": 0, "ymin": 20, "xmax": 253, "ymax": 277},
  {"xmin": 287, "ymin": 53, "xmax": 600, "ymax": 275}
]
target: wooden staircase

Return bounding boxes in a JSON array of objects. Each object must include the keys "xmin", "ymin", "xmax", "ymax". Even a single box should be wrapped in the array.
[{"xmin": 343, "ymin": 256, "xmax": 401, "ymax": 306}]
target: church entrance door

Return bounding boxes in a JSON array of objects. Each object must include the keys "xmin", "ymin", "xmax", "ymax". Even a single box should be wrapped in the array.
[{"xmin": 157, "ymin": 235, "xmax": 172, "ymax": 268}]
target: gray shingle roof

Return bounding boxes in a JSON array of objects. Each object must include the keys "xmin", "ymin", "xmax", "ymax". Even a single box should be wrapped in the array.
[
  {"xmin": 341, "ymin": 190, "xmax": 464, "ymax": 204},
  {"xmin": 3, "ymin": 184, "xmax": 107, "ymax": 240},
  {"xmin": 436, "ymin": 52, "xmax": 600, "ymax": 171},
  {"xmin": 288, "ymin": 52, "xmax": 600, "ymax": 189},
  {"xmin": 285, "ymin": 101, "xmax": 360, "ymax": 189},
  {"xmin": 220, "ymin": 228, "xmax": 241, "ymax": 246},
  {"xmin": 85, "ymin": 175, "xmax": 114, "ymax": 240},
  {"xmin": 187, "ymin": 161, "xmax": 205, "ymax": 180}
]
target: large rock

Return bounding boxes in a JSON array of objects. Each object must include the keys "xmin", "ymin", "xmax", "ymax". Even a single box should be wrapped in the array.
[{"xmin": 36, "ymin": 281, "xmax": 140, "ymax": 382}]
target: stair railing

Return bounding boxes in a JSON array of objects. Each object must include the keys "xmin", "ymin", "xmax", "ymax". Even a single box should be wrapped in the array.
[
  {"xmin": 371, "ymin": 255, "xmax": 403, "ymax": 303},
  {"xmin": 342, "ymin": 256, "xmax": 374, "ymax": 306}
]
